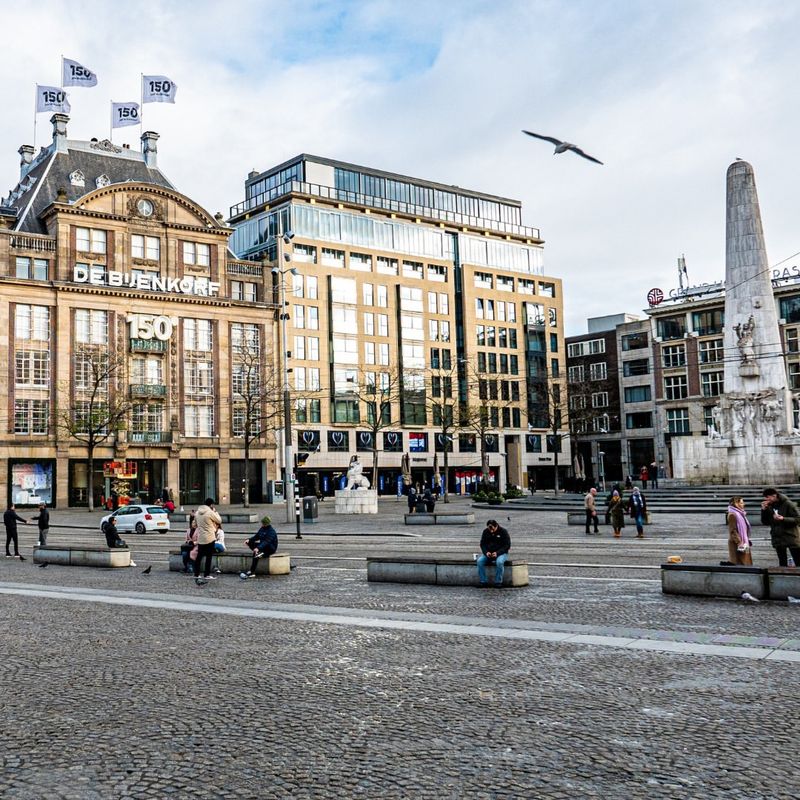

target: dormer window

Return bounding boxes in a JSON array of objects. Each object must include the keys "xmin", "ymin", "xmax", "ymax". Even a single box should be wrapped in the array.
[
  {"xmin": 69, "ymin": 170, "xmax": 85, "ymax": 187},
  {"xmin": 95, "ymin": 174, "xmax": 110, "ymax": 188}
]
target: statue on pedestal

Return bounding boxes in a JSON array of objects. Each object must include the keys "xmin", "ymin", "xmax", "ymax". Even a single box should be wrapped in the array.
[{"xmin": 345, "ymin": 455, "xmax": 371, "ymax": 490}]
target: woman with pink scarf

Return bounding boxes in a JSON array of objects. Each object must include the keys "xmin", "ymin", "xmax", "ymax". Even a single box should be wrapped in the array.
[{"xmin": 726, "ymin": 496, "xmax": 753, "ymax": 566}]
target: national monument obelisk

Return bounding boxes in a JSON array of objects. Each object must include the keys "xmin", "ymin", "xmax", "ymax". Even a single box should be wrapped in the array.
[{"xmin": 709, "ymin": 160, "xmax": 796, "ymax": 483}]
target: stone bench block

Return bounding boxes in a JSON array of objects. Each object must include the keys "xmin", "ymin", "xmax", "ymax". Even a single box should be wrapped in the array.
[
  {"xmin": 168, "ymin": 550, "xmax": 290, "ymax": 576},
  {"xmin": 404, "ymin": 512, "xmax": 475, "ymax": 525},
  {"xmin": 33, "ymin": 546, "xmax": 131, "ymax": 568},
  {"xmin": 567, "ymin": 512, "xmax": 651, "ymax": 526},
  {"xmin": 367, "ymin": 558, "xmax": 528, "ymax": 588},
  {"xmin": 661, "ymin": 563, "xmax": 767, "ymax": 599},
  {"xmin": 766, "ymin": 568, "xmax": 800, "ymax": 601},
  {"xmin": 170, "ymin": 512, "xmax": 260, "ymax": 524}
]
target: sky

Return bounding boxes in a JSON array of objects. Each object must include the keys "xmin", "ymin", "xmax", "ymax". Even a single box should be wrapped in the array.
[{"xmin": 2, "ymin": 0, "xmax": 800, "ymax": 334}]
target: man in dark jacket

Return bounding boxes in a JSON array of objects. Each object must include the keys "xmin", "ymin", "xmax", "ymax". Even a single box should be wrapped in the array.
[
  {"xmin": 240, "ymin": 516, "xmax": 279, "ymax": 579},
  {"xmin": 477, "ymin": 519, "xmax": 511, "ymax": 587},
  {"xmin": 4, "ymin": 504, "xmax": 30, "ymax": 558},
  {"xmin": 102, "ymin": 516, "xmax": 127, "ymax": 549},
  {"xmin": 33, "ymin": 502, "xmax": 50, "ymax": 546},
  {"xmin": 761, "ymin": 488, "xmax": 800, "ymax": 567}
]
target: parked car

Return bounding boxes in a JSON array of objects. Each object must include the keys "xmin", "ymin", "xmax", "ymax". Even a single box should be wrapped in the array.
[{"xmin": 100, "ymin": 505, "xmax": 170, "ymax": 534}]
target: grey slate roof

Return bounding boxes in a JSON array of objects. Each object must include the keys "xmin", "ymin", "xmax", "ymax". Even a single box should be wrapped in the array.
[{"xmin": 4, "ymin": 139, "xmax": 174, "ymax": 233}]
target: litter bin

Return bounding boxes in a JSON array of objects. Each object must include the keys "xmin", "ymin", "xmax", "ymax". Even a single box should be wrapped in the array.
[{"xmin": 302, "ymin": 496, "xmax": 319, "ymax": 523}]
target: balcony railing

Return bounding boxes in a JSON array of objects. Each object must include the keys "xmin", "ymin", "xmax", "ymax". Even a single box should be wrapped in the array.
[
  {"xmin": 130, "ymin": 384, "xmax": 167, "ymax": 398},
  {"xmin": 129, "ymin": 431, "xmax": 172, "ymax": 444},
  {"xmin": 229, "ymin": 180, "xmax": 541, "ymax": 240},
  {"xmin": 130, "ymin": 338, "xmax": 168, "ymax": 353},
  {"xmin": 227, "ymin": 260, "xmax": 263, "ymax": 277},
  {"xmin": 9, "ymin": 233, "xmax": 57, "ymax": 253}
]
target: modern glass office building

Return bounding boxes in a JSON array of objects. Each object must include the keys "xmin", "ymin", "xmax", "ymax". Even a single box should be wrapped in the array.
[{"xmin": 229, "ymin": 155, "xmax": 569, "ymax": 492}]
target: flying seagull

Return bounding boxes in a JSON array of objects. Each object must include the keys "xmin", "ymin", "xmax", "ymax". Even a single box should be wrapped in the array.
[{"xmin": 522, "ymin": 131, "xmax": 603, "ymax": 165}]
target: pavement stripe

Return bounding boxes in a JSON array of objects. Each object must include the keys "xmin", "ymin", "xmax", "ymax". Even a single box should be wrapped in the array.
[{"xmin": 0, "ymin": 582, "xmax": 792, "ymax": 664}]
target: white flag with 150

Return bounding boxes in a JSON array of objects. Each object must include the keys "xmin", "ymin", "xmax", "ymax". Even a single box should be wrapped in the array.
[
  {"xmin": 112, "ymin": 102, "xmax": 140, "ymax": 128},
  {"xmin": 36, "ymin": 85, "xmax": 70, "ymax": 113},
  {"xmin": 62, "ymin": 58, "xmax": 98, "ymax": 87},
  {"xmin": 142, "ymin": 75, "xmax": 177, "ymax": 103}
]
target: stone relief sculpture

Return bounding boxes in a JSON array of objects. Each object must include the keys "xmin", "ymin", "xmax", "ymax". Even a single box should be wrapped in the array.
[
  {"xmin": 345, "ymin": 455, "xmax": 371, "ymax": 490},
  {"xmin": 733, "ymin": 315, "xmax": 756, "ymax": 364},
  {"xmin": 760, "ymin": 394, "xmax": 784, "ymax": 436},
  {"xmin": 708, "ymin": 404, "xmax": 723, "ymax": 439}
]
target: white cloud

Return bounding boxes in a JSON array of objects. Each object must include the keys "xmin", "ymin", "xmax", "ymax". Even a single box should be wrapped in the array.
[{"xmin": 2, "ymin": 0, "xmax": 799, "ymax": 333}]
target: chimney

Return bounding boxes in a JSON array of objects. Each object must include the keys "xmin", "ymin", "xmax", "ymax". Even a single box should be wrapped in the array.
[
  {"xmin": 51, "ymin": 113, "xmax": 69, "ymax": 153},
  {"xmin": 18, "ymin": 145, "xmax": 35, "ymax": 178},
  {"xmin": 248, "ymin": 169, "xmax": 259, "ymax": 180},
  {"xmin": 140, "ymin": 130, "xmax": 159, "ymax": 169}
]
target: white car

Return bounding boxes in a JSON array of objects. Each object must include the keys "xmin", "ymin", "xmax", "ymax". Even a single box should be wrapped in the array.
[{"xmin": 101, "ymin": 504, "xmax": 171, "ymax": 534}]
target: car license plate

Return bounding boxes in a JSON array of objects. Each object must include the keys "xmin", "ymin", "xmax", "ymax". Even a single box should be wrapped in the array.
[{"xmin": 157, "ymin": 522, "xmax": 166, "ymax": 526}]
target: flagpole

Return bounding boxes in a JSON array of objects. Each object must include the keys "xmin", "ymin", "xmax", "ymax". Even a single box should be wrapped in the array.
[
  {"xmin": 60, "ymin": 54, "xmax": 64, "ymax": 88},
  {"xmin": 32, "ymin": 83, "xmax": 37, "ymax": 151},
  {"xmin": 109, "ymin": 100, "xmax": 113, "ymax": 141},
  {"xmin": 139, "ymin": 73, "xmax": 144, "ymax": 142}
]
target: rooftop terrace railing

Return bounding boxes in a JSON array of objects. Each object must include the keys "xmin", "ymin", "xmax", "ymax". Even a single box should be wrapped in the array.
[{"xmin": 229, "ymin": 180, "xmax": 541, "ymax": 240}]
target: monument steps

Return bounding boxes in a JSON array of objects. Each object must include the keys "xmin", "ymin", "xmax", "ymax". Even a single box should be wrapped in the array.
[{"xmin": 504, "ymin": 485, "xmax": 800, "ymax": 516}]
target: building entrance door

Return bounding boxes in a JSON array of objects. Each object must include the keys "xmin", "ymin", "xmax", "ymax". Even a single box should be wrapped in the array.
[{"xmin": 180, "ymin": 460, "xmax": 218, "ymax": 507}]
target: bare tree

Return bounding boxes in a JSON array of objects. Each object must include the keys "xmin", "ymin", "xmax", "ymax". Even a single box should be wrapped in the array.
[
  {"xmin": 424, "ymin": 359, "xmax": 461, "ymax": 503},
  {"xmin": 528, "ymin": 372, "xmax": 568, "ymax": 494},
  {"xmin": 231, "ymin": 327, "xmax": 283, "ymax": 507},
  {"xmin": 565, "ymin": 371, "xmax": 614, "ymax": 484},
  {"xmin": 59, "ymin": 343, "xmax": 131, "ymax": 511},
  {"xmin": 459, "ymin": 361, "xmax": 517, "ymax": 490},
  {"xmin": 344, "ymin": 366, "xmax": 404, "ymax": 490}
]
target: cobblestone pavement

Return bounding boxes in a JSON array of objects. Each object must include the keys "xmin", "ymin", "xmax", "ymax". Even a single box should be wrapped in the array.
[{"xmin": 1, "ymin": 498, "xmax": 798, "ymax": 798}]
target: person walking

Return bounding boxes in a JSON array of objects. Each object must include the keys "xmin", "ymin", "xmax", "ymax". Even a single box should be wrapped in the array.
[
  {"xmin": 726, "ymin": 496, "xmax": 753, "ymax": 566},
  {"xmin": 584, "ymin": 487, "xmax": 599, "ymax": 535},
  {"xmin": 639, "ymin": 465, "xmax": 649, "ymax": 490},
  {"xmin": 476, "ymin": 519, "xmax": 511, "ymax": 588},
  {"xmin": 609, "ymin": 491, "xmax": 626, "ymax": 538},
  {"xmin": 650, "ymin": 461, "xmax": 659, "ymax": 489},
  {"xmin": 4, "ymin": 503, "xmax": 30, "ymax": 558},
  {"xmin": 407, "ymin": 485, "xmax": 417, "ymax": 514},
  {"xmin": 760, "ymin": 488, "xmax": 800, "ymax": 567},
  {"xmin": 193, "ymin": 498, "xmax": 222, "ymax": 585},
  {"xmin": 626, "ymin": 487, "xmax": 647, "ymax": 539},
  {"xmin": 32, "ymin": 502, "xmax": 50, "ymax": 546}
]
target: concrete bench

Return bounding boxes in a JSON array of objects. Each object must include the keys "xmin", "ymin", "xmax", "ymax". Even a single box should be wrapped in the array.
[
  {"xmin": 567, "ymin": 512, "xmax": 651, "ymax": 526},
  {"xmin": 766, "ymin": 567, "xmax": 800, "ymax": 600},
  {"xmin": 168, "ymin": 550, "xmax": 290, "ymax": 576},
  {"xmin": 404, "ymin": 512, "xmax": 475, "ymax": 525},
  {"xmin": 661, "ymin": 563, "xmax": 767, "ymax": 599},
  {"xmin": 170, "ymin": 512, "xmax": 261, "ymax": 525},
  {"xmin": 33, "ymin": 545, "xmax": 132, "ymax": 568},
  {"xmin": 367, "ymin": 557, "xmax": 528, "ymax": 587}
]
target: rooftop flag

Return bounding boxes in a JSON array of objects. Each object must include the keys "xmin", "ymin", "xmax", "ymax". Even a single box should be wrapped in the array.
[
  {"xmin": 142, "ymin": 75, "xmax": 177, "ymax": 104},
  {"xmin": 62, "ymin": 58, "xmax": 98, "ymax": 88},
  {"xmin": 111, "ymin": 102, "xmax": 140, "ymax": 128},
  {"xmin": 36, "ymin": 85, "xmax": 71, "ymax": 113}
]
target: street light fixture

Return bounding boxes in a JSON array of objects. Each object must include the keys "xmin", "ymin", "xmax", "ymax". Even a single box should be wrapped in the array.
[{"xmin": 274, "ymin": 231, "xmax": 298, "ymax": 524}]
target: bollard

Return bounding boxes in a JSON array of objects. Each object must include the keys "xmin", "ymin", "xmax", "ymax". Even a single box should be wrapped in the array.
[{"xmin": 295, "ymin": 495, "xmax": 302, "ymax": 539}]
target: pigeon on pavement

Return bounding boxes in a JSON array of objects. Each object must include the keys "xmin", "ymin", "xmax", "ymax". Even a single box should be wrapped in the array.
[
  {"xmin": 18, "ymin": 555, "xmax": 26, "ymax": 562},
  {"xmin": 38, "ymin": 563, "xmax": 48, "ymax": 569},
  {"xmin": 522, "ymin": 130, "xmax": 603, "ymax": 164},
  {"xmin": 141, "ymin": 565, "xmax": 152, "ymax": 575}
]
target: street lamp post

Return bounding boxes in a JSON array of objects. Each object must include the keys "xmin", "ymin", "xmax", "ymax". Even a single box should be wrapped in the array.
[
  {"xmin": 274, "ymin": 231, "xmax": 297, "ymax": 524},
  {"xmin": 598, "ymin": 450, "xmax": 606, "ymax": 492}
]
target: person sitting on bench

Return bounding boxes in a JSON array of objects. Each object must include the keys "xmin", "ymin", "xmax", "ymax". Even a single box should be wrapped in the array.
[
  {"xmin": 102, "ymin": 516, "xmax": 127, "ymax": 549},
  {"xmin": 240, "ymin": 516, "xmax": 278, "ymax": 579}
]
